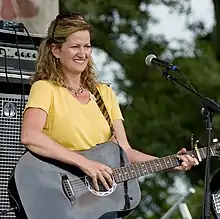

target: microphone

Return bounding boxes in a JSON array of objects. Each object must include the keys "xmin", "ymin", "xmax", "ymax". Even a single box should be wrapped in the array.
[{"xmin": 145, "ymin": 54, "xmax": 179, "ymax": 71}]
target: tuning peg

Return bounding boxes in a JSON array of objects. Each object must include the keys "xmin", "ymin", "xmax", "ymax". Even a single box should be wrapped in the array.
[{"xmin": 213, "ymin": 138, "xmax": 218, "ymax": 143}]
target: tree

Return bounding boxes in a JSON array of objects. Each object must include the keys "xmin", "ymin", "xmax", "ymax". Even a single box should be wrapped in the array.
[{"xmin": 59, "ymin": 1, "xmax": 220, "ymax": 218}]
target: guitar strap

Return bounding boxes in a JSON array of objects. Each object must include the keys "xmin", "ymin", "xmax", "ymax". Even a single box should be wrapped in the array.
[{"xmin": 92, "ymin": 85, "xmax": 131, "ymax": 211}]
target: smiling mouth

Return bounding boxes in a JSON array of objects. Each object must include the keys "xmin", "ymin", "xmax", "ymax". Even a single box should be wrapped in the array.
[{"xmin": 74, "ymin": 60, "xmax": 86, "ymax": 64}]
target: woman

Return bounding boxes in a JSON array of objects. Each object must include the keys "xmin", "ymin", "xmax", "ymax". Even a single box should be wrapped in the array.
[{"xmin": 21, "ymin": 13, "xmax": 198, "ymax": 218}]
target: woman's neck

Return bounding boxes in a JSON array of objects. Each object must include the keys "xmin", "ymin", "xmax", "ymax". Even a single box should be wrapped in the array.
[{"xmin": 65, "ymin": 73, "xmax": 82, "ymax": 90}]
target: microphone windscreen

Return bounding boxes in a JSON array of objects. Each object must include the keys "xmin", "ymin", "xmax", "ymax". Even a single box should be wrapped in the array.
[{"xmin": 145, "ymin": 54, "xmax": 157, "ymax": 66}]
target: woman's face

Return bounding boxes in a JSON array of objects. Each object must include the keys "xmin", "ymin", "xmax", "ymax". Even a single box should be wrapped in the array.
[{"xmin": 54, "ymin": 30, "xmax": 92, "ymax": 75}]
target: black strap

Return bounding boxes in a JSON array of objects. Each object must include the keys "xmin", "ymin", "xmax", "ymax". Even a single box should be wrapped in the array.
[
  {"xmin": 93, "ymin": 87, "xmax": 114, "ymax": 135},
  {"xmin": 92, "ymin": 85, "xmax": 131, "ymax": 211}
]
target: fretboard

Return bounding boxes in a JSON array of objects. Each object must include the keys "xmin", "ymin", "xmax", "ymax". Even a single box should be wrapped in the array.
[{"xmin": 112, "ymin": 146, "xmax": 214, "ymax": 183}]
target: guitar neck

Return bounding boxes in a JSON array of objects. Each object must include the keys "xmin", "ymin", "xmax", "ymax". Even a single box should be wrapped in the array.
[{"xmin": 112, "ymin": 146, "xmax": 214, "ymax": 183}]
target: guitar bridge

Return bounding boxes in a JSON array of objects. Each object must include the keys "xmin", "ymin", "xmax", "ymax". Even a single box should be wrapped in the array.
[{"xmin": 61, "ymin": 173, "xmax": 76, "ymax": 206}]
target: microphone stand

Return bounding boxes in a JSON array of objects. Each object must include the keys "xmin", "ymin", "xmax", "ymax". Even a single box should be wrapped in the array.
[{"xmin": 161, "ymin": 67, "xmax": 220, "ymax": 219}]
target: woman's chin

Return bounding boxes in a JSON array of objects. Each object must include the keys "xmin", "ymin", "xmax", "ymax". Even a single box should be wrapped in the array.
[{"xmin": 70, "ymin": 67, "xmax": 86, "ymax": 75}]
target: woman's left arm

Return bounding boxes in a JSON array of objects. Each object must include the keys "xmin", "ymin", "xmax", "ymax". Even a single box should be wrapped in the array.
[{"xmin": 112, "ymin": 119, "xmax": 199, "ymax": 172}]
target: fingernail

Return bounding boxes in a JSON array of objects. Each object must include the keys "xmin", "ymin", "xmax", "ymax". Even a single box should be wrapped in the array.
[{"xmin": 195, "ymin": 160, "xmax": 199, "ymax": 165}]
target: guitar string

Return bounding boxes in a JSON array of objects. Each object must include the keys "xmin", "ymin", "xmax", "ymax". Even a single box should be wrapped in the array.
[
  {"xmin": 68, "ymin": 178, "xmax": 113, "ymax": 193},
  {"xmin": 63, "ymin": 160, "xmax": 182, "ymax": 193},
  {"xmin": 66, "ymin": 163, "xmax": 169, "ymax": 193},
  {"xmin": 60, "ymin": 147, "xmax": 213, "ymax": 194},
  {"xmin": 60, "ymin": 150, "xmax": 207, "ymax": 193},
  {"xmin": 66, "ymin": 157, "xmax": 177, "ymax": 189}
]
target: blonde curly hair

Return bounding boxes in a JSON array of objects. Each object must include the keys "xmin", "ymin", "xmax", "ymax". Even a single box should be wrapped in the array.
[{"xmin": 31, "ymin": 13, "xmax": 98, "ymax": 93}]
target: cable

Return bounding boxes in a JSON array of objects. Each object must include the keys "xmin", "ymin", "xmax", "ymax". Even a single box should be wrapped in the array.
[
  {"xmin": 12, "ymin": 25, "xmax": 26, "ymax": 155},
  {"xmin": 0, "ymin": 47, "xmax": 9, "ymax": 83},
  {"xmin": 178, "ymin": 70, "xmax": 198, "ymax": 94},
  {"xmin": 20, "ymin": 23, "xmax": 38, "ymax": 51}
]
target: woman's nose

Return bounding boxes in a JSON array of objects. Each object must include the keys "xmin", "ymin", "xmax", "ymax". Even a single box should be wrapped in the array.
[{"xmin": 77, "ymin": 47, "xmax": 86, "ymax": 58}]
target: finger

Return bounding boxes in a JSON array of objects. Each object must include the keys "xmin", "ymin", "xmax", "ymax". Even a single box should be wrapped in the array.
[
  {"xmin": 177, "ymin": 155, "xmax": 188, "ymax": 165},
  {"xmin": 184, "ymin": 154, "xmax": 195, "ymax": 164},
  {"xmin": 104, "ymin": 167, "xmax": 113, "ymax": 175},
  {"xmin": 183, "ymin": 154, "xmax": 199, "ymax": 166},
  {"xmin": 194, "ymin": 158, "xmax": 199, "ymax": 165},
  {"xmin": 101, "ymin": 171, "xmax": 113, "ymax": 186},
  {"xmin": 97, "ymin": 173, "xmax": 110, "ymax": 190},
  {"xmin": 184, "ymin": 153, "xmax": 195, "ymax": 160},
  {"xmin": 181, "ymin": 161, "xmax": 188, "ymax": 168},
  {"xmin": 175, "ymin": 165, "xmax": 187, "ymax": 172},
  {"xmin": 177, "ymin": 148, "xmax": 187, "ymax": 155},
  {"xmin": 92, "ymin": 176, "xmax": 99, "ymax": 191}
]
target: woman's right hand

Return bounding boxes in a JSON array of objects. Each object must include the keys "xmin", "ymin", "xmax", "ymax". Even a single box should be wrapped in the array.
[{"xmin": 80, "ymin": 159, "xmax": 113, "ymax": 191}]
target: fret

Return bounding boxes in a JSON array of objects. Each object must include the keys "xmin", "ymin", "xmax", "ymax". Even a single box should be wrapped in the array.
[
  {"xmin": 168, "ymin": 156, "xmax": 173, "ymax": 168},
  {"xmin": 112, "ymin": 169, "xmax": 120, "ymax": 183},
  {"xmin": 127, "ymin": 165, "xmax": 136, "ymax": 179},
  {"xmin": 210, "ymin": 147, "xmax": 214, "ymax": 157},
  {"xmin": 131, "ymin": 165, "xmax": 139, "ymax": 179},
  {"xmin": 169, "ymin": 156, "xmax": 177, "ymax": 168},
  {"xmin": 153, "ymin": 159, "xmax": 162, "ymax": 172},
  {"xmin": 119, "ymin": 166, "xmax": 126, "ymax": 181},
  {"xmin": 116, "ymin": 168, "xmax": 124, "ymax": 182},
  {"xmin": 142, "ymin": 162, "xmax": 149, "ymax": 175},
  {"xmin": 133, "ymin": 164, "xmax": 139, "ymax": 178},
  {"xmin": 133, "ymin": 164, "xmax": 142, "ymax": 178},
  {"xmin": 151, "ymin": 159, "xmax": 158, "ymax": 172},
  {"xmin": 162, "ymin": 157, "xmax": 168, "ymax": 169},
  {"xmin": 138, "ymin": 163, "xmax": 149, "ymax": 176},
  {"xmin": 112, "ymin": 170, "xmax": 117, "ymax": 181},
  {"xmin": 157, "ymin": 159, "xmax": 162, "ymax": 171},
  {"xmin": 123, "ymin": 166, "xmax": 130, "ymax": 181},
  {"xmin": 201, "ymin": 148, "xmax": 206, "ymax": 159},
  {"xmin": 145, "ymin": 160, "xmax": 153, "ymax": 174},
  {"xmin": 135, "ymin": 163, "xmax": 142, "ymax": 177},
  {"xmin": 164, "ymin": 155, "xmax": 175, "ymax": 169},
  {"xmin": 169, "ymin": 155, "xmax": 179, "ymax": 167},
  {"xmin": 162, "ymin": 156, "xmax": 174, "ymax": 169},
  {"xmin": 147, "ymin": 159, "xmax": 154, "ymax": 172},
  {"xmin": 134, "ymin": 164, "xmax": 141, "ymax": 177},
  {"xmin": 112, "ymin": 144, "xmax": 219, "ymax": 184},
  {"xmin": 127, "ymin": 166, "xmax": 135, "ymax": 179}
]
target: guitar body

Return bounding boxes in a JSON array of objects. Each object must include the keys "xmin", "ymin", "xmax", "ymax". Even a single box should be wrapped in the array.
[{"xmin": 8, "ymin": 142, "xmax": 141, "ymax": 219}]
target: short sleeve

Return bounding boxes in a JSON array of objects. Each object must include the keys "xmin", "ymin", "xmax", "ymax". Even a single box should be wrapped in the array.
[
  {"xmin": 107, "ymin": 86, "xmax": 124, "ymax": 121},
  {"xmin": 24, "ymin": 80, "xmax": 53, "ymax": 114}
]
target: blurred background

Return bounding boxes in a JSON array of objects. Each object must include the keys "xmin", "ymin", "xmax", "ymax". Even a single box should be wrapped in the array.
[{"xmin": 1, "ymin": 0, "xmax": 220, "ymax": 218}]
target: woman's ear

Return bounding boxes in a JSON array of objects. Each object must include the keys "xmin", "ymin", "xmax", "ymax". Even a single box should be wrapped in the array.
[{"xmin": 51, "ymin": 44, "xmax": 60, "ymax": 59}]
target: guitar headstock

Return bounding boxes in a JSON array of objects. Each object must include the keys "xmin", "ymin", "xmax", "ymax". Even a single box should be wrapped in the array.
[
  {"xmin": 190, "ymin": 134, "xmax": 220, "ymax": 159},
  {"xmin": 211, "ymin": 143, "xmax": 220, "ymax": 158}
]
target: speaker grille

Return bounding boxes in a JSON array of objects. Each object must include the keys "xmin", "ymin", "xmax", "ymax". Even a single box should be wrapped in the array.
[{"xmin": 0, "ymin": 93, "xmax": 27, "ymax": 218}]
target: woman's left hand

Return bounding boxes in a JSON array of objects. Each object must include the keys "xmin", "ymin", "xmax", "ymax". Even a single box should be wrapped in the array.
[{"xmin": 174, "ymin": 148, "xmax": 199, "ymax": 172}]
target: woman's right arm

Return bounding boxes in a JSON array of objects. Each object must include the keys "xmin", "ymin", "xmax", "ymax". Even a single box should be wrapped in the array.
[
  {"xmin": 21, "ymin": 108, "xmax": 89, "ymax": 167},
  {"xmin": 21, "ymin": 108, "xmax": 113, "ymax": 191}
]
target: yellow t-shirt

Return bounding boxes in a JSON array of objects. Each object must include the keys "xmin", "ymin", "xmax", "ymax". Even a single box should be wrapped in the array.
[{"xmin": 24, "ymin": 80, "xmax": 123, "ymax": 151}]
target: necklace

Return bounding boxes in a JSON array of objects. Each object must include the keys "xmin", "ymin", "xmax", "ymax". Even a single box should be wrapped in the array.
[{"xmin": 67, "ymin": 85, "xmax": 84, "ymax": 96}]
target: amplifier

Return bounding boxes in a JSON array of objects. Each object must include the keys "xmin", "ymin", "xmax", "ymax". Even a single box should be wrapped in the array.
[
  {"xmin": 0, "ymin": 93, "xmax": 27, "ymax": 219},
  {"xmin": 0, "ymin": 45, "xmax": 38, "ymax": 75},
  {"xmin": 0, "ymin": 29, "xmax": 43, "ymax": 84}
]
